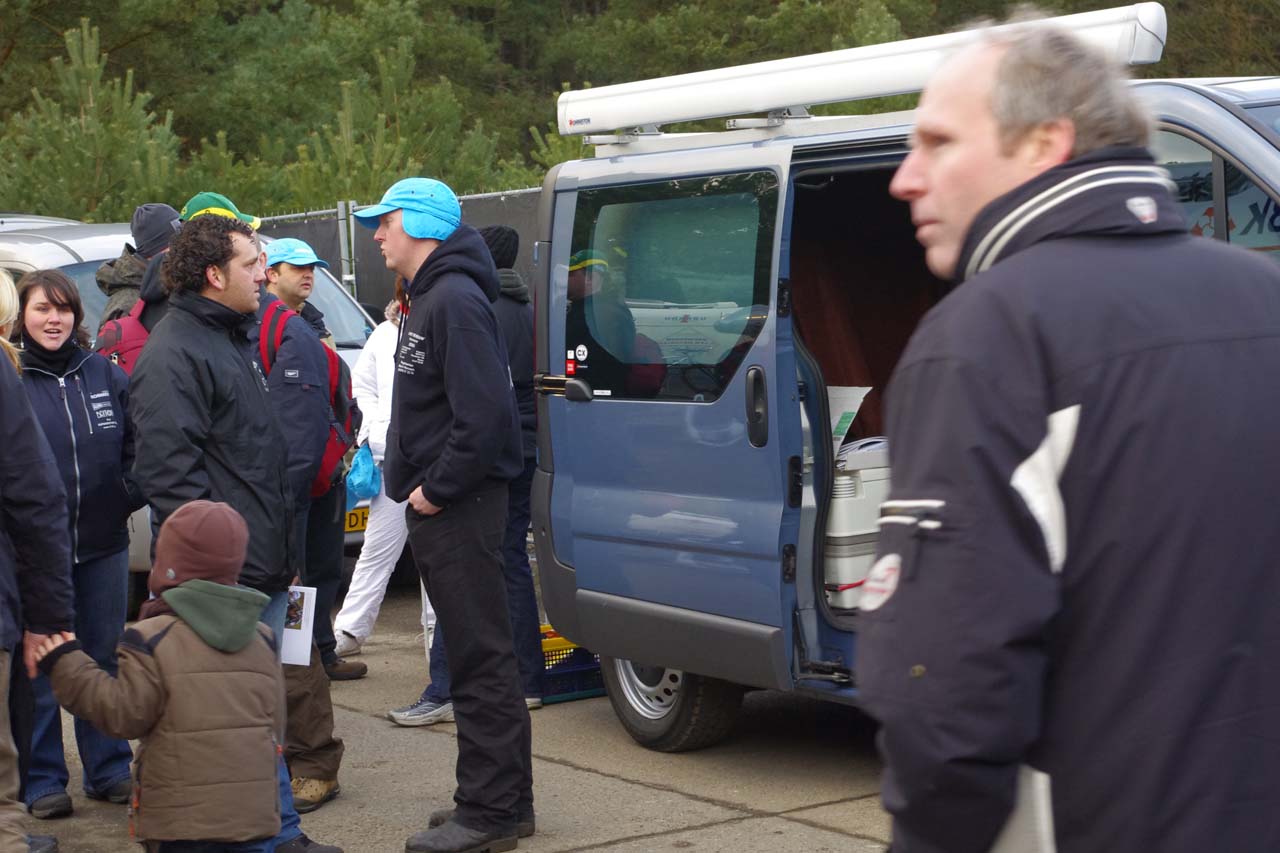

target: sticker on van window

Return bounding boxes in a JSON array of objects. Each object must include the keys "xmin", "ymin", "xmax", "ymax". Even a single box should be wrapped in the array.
[
  {"xmin": 859, "ymin": 554, "xmax": 901, "ymax": 612},
  {"xmin": 576, "ymin": 344, "xmax": 589, "ymax": 361}
]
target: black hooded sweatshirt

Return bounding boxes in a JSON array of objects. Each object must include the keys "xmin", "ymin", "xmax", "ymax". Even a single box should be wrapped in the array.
[{"xmin": 384, "ymin": 224, "xmax": 523, "ymax": 505}]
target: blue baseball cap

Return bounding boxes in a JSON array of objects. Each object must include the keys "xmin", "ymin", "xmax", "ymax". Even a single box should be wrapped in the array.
[
  {"xmin": 265, "ymin": 237, "xmax": 329, "ymax": 269},
  {"xmin": 353, "ymin": 177, "xmax": 461, "ymax": 241}
]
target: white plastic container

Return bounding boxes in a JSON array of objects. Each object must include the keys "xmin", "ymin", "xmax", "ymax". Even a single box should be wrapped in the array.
[{"xmin": 825, "ymin": 449, "xmax": 891, "ymax": 609}]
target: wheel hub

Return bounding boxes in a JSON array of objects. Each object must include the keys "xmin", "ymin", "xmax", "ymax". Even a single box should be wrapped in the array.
[{"xmin": 613, "ymin": 659, "xmax": 683, "ymax": 720}]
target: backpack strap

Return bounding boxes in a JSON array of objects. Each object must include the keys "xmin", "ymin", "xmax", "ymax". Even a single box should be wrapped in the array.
[{"xmin": 258, "ymin": 301, "xmax": 296, "ymax": 375}]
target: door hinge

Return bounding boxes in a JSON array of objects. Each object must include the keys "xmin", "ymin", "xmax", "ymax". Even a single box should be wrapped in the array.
[
  {"xmin": 777, "ymin": 279, "xmax": 792, "ymax": 317},
  {"xmin": 787, "ymin": 455, "xmax": 803, "ymax": 507},
  {"xmin": 781, "ymin": 543, "xmax": 796, "ymax": 583}
]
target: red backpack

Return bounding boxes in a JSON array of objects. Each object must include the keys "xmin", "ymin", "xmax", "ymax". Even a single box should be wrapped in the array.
[
  {"xmin": 258, "ymin": 301, "xmax": 362, "ymax": 497},
  {"xmin": 94, "ymin": 300, "xmax": 149, "ymax": 375}
]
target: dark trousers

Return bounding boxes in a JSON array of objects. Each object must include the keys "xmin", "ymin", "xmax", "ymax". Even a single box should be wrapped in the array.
[
  {"xmin": 284, "ymin": 643, "xmax": 344, "ymax": 780},
  {"xmin": 406, "ymin": 485, "xmax": 532, "ymax": 833},
  {"xmin": 303, "ymin": 483, "xmax": 346, "ymax": 665},
  {"xmin": 144, "ymin": 840, "xmax": 270, "ymax": 852},
  {"xmin": 425, "ymin": 458, "xmax": 545, "ymax": 702}
]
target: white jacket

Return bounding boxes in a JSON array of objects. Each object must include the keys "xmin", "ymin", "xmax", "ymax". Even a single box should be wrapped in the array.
[{"xmin": 353, "ymin": 320, "xmax": 398, "ymax": 462}]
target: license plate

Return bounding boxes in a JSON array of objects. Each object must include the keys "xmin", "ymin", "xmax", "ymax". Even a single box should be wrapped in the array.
[{"xmin": 345, "ymin": 507, "xmax": 368, "ymax": 533}]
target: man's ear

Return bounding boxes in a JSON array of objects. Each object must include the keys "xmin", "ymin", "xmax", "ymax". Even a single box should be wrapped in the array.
[
  {"xmin": 204, "ymin": 263, "xmax": 226, "ymax": 292},
  {"xmin": 1021, "ymin": 118, "xmax": 1076, "ymax": 171}
]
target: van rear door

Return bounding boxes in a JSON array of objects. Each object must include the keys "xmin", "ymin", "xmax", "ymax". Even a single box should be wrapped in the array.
[{"xmin": 533, "ymin": 145, "xmax": 801, "ymax": 689}]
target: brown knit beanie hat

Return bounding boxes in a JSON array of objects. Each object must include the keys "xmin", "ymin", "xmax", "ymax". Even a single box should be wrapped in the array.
[{"xmin": 150, "ymin": 500, "xmax": 249, "ymax": 596}]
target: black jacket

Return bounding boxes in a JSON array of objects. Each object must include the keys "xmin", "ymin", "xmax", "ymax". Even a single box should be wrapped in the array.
[
  {"xmin": 130, "ymin": 289, "xmax": 295, "ymax": 594},
  {"xmin": 138, "ymin": 252, "xmax": 169, "ymax": 333},
  {"xmin": 385, "ymin": 225, "xmax": 523, "ymax": 505},
  {"xmin": 247, "ymin": 292, "xmax": 330, "ymax": 511},
  {"xmin": 494, "ymin": 268, "xmax": 536, "ymax": 459},
  {"xmin": 20, "ymin": 347, "xmax": 144, "ymax": 564},
  {"xmin": 857, "ymin": 148, "xmax": 1280, "ymax": 853},
  {"xmin": 0, "ymin": 362, "xmax": 75, "ymax": 649}
]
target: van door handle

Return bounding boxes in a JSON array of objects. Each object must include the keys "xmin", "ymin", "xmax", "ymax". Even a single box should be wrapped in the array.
[
  {"xmin": 745, "ymin": 366, "xmax": 768, "ymax": 447},
  {"xmin": 535, "ymin": 373, "xmax": 594, "ymax": 402}
]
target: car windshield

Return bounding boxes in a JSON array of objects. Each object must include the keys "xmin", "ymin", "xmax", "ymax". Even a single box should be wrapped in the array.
[
  {"xmin": 308, "ymin": 267, "xmax": 373, "ymax": 348},
  {"xmin": 1245, "ymin": 103, "xmax": 1280, "ymax": 137},
  {"xmin": 60, "ymin": 259, "xmax": 371, "ymax": 348}
]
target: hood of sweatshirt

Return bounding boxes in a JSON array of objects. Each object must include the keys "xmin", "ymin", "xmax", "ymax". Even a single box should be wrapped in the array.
[
  {"xmin": 498, "ymin": 268, "xmax": 530, "ymax": 303},
  {"xmin": 407, "ymin": 224, "xmax": 500, "ymax": 304},
  {"xmin": 161, "ymin": 580, "xmax": 270, "ymax": 652},
  {"xmin": 95, "ymin": 247, "xmax": 147, "ymax": 297}
]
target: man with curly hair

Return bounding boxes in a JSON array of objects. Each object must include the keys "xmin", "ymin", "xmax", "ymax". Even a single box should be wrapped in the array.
[{"xmin": 129, "ymin": 213, "xmax": 341, "ymax": 853}]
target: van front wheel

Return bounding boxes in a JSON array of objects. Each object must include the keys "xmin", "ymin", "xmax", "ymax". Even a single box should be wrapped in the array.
[{"xmin": 600, "ymin": 656, "xmax": 744, "ymax": 752}]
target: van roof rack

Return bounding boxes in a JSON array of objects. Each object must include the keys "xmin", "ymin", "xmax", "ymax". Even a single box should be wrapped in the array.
[{"xmin": 559, "ymin": 3, "xmax": 1167, "ymax": 145}]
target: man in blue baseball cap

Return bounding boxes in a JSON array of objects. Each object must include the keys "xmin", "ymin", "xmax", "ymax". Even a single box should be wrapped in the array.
[
  {"xmin": 265, "ymin": 237, "xmax": 328, "ymax": 315},
  {"xmin": 354, "ymin": 179, "xmax": 531, "ymax": 853}
]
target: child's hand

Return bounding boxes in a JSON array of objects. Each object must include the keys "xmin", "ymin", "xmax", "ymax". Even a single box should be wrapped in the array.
[{"xmin": 33, "ymin": 631, "xmax": 75, "ymax": 664}]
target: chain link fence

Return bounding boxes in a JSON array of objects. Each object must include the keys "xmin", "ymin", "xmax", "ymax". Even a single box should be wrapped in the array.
[{"xmin": 259, "ymin": 188, "xmax": 540, "ymax": 317}]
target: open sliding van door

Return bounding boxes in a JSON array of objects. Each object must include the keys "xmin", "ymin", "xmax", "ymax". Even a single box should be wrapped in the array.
[{"xmin": 532, "ymin": 144, "xmax": 802, "ymax": 698}]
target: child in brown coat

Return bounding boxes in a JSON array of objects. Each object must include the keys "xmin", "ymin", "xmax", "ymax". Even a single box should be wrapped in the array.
[{"xmin": 34, "ymin": 500, "xmax": 284, "ymax": 852}]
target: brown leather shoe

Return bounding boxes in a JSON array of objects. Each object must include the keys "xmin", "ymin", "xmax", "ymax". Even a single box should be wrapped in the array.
[
  {"xmin": 291, "ymin": 777, "xmax": 340, "ymax": 813},
  {"xmin": 324, "ymin": 657, "xmax": 368, "ymax": 680}
]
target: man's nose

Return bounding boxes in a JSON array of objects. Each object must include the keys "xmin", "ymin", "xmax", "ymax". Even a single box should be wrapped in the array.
[{"xmin": 889, "ymin": 150, "xmax": 925, "ymax": 201}]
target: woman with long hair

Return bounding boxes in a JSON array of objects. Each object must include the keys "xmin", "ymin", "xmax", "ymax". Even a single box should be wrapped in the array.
[
  {"xmin": 0, "ymin": 269, "xmax": 20, "ymax": 373},
  {"xmin": 14, "ymin": 270, "xmax": 143, "ymax": 820}
]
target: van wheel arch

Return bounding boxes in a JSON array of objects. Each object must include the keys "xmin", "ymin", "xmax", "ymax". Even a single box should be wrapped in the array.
[{"xmin": 600, "ymin": 656, "xmax": 744, "ymax": 752}]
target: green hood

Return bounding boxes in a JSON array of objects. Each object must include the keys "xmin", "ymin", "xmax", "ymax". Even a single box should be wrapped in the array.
[{"xmin": 161, "ymin": 580, "xmax": 270, "ymax": 652}]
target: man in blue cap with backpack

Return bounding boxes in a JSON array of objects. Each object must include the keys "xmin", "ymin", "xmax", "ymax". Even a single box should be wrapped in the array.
[{"xmin": 354, "ymin": 178, "xmax": 530, "ymax": 853}]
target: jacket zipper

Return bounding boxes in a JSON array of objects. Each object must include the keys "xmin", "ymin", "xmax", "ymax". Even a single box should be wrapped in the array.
[
  {"xmin": 56, "ymin": 375, "xmax": 84, "ymax": 564},
  {"xmin": 28, "ymin": 358, "xmax": 90, "ymax": 564},
  {"xmin": 75, "ymin": 375, "xmax": 95, "ymax": 435}
]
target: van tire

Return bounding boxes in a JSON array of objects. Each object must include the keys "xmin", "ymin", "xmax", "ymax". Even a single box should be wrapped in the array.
[{"xmin": 600, "ymin": 656, "xmax": 744, "ymax": 752}]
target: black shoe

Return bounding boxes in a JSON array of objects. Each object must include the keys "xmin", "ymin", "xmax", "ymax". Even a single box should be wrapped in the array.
[
  {"xmin": 28, "ymin": 792, "xmax": 72, "ymax": 820},
  {"xmin": 26, "ymin": 835, "xmax": 58, "ymax": 853},
  {"xmin": 428, "ymin": 807, "xmax": 535, "ymax": 838},
  {"xmin": 275, "ymin": 833, "xmax": 344, "ymax": 853},
  {"xmin": 85, "ymin": 777, "xmax": 131, "ymax": 804},
  {"xmin": 405, "ymin": 818, "xmax": 518, "ymax": 853}
]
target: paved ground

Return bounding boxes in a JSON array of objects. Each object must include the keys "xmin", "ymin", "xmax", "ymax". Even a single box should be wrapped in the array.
[{"xmin": 39, "ymin": 587, "xmax": 891, "ymax": 852}]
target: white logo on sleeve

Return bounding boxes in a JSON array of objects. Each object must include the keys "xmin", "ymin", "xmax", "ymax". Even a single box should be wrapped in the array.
[{"xmin": 858, "ymin": 554, "xmax": 901, "ymax": 612}]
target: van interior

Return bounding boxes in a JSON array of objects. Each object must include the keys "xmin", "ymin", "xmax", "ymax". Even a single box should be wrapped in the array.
[
  {"xmin": 789, "ymin": 164, "xmax": 950, "ymax": 439},
  {"xmin": 786, "ymin": 162, "xmax": 950, "ymax": 630}
]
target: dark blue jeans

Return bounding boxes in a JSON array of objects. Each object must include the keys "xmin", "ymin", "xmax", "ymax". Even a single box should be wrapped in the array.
[
  {"xmin": 425, "ymin": 458, "xmax": 545, "ymax": 703},
  {"xmin": 26, "ymin": 548, "xmax": 134, "ymax": 805}
]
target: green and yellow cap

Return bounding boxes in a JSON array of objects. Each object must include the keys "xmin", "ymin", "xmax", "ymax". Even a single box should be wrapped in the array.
[
  {"xmin": 180, "ymin": 191, "xmax": 261, "ymax": 230},
  {"xmin": 568, "ymin": 249, "xmax": 609, "ymax": 272}
]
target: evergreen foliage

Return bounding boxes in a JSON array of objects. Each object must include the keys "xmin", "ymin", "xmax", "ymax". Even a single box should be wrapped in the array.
[{"xmin": 0, "ymin": 1, "xmax": 1275, "ymax": 220}]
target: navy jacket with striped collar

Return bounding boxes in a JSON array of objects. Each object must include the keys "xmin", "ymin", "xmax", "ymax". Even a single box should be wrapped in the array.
[{"xmin": 857, "ymin": 147, "xmax": 1280, "ymax": 853}]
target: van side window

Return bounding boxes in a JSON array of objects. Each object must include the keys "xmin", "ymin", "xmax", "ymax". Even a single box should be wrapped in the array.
[
  {"xmin": 566, "ymin": 171, "xmax": 778, "ymax": 402},
  {"xmin": 1223, "ymin": 161, "xmax": 1280, "ymax": 259},
  {"xmin": 1152, "ymin": 131, "xmax": 1218, "ymax": 237}
]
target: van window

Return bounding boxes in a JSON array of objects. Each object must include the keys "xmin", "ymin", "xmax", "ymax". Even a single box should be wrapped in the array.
[
  {"xmin": 567, "ymin": 171, "xmax": 778, "ymax": 401},
  {"xmin": 1152, "ymin": 131, "xmax": 1218, "ymax": 237},
  {"xmin": 1223, "ymin": 160, "xmax": 1280, "ymax": 259}
]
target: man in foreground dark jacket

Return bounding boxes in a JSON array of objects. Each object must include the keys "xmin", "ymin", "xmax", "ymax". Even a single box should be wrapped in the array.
[
  {"xmin": 128, "ymin": 213, "xmax": 339, "ymax": 853},
  {"xmin": 856, "ymin": 19, "xmax": 1280, "ymax": 853},
  {"xmin": 0, "ymin": 357, "xmax": 75, "ymax": 853},
  {"xmin": 355, "ymin": 178, "xmax": 529, "ymax": 853}
]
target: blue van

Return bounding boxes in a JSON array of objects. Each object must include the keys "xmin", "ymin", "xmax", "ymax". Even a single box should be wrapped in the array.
[{"xmin": 531, "ymin": 4, "xmax": 1280, "ymax": 750}]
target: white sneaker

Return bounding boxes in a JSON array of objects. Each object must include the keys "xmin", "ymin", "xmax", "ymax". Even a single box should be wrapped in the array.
[
  {"xmin": 526, "ymin": 697, "xmax": 543, "ymax": 710},
  {"xmin": 334, "ymin": 631, "xmax": 362, "ymax": 657}
]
